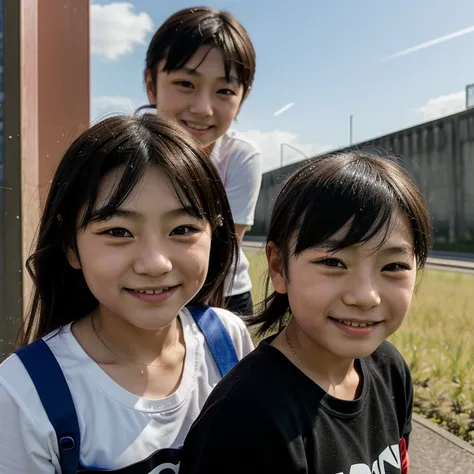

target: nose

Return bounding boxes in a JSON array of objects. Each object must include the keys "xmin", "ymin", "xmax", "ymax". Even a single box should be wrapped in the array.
[
  {"xmin": 133, "ymin": 240, "xmax": 172, "ymax": 277},
  {"xmin": 189, "ymin": 90, "xmax": 213, "ymax": 117},
  {"xmin": 341, "ymin": 273, "xmax": 381, "ymax": 310}
]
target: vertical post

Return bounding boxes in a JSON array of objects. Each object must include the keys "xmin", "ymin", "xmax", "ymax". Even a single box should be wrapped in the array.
[
  {"xmin": 1, "ymin": 0, "xmax": 23, "ymax": 358},
  {"xmin": 0, "ymin": 0, "xmax": 90, "ymax": 359},
  {"xmin": 465, "ymin": 84, "xmax": 473, "ymax": 110},
  {"xmin": 349, "ymin": 114, "xmax": 354, "ymax": 146},
  {"xmin": 280, "ymin": 142, "xmax": 283, "ymax": 168}
]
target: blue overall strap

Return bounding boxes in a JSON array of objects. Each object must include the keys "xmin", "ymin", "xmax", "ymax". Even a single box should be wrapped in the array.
[
  {"xmin": 15, "ymin": 339, "xmax": 80, "ymax": 474},
  {"xmin": 187, "ymin": 306, "xmax": 239, "ymax": 377}
]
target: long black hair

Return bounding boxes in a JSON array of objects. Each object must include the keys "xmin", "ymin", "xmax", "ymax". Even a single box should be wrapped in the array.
[
  {"xmin": 18, "ymin": 113, "xmax": 238, "ymax": 347},
  {"xmin": 250, "ymin": 151, "xmax": 432, "ymax": 337}
]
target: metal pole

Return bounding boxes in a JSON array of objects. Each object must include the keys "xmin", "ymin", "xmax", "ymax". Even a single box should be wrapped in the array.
[
  {"xmin": 280, "ymin": 142, "xmax": 308, "ymax": 169},
  {"xmin": 349, "ymin": 115, "xmax": 353, "ymax": 145}
]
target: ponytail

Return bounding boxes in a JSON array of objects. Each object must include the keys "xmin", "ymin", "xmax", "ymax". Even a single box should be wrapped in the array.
[{"xmin": 247, "ymin": 279, "xmax": 291, "ymax": 337}]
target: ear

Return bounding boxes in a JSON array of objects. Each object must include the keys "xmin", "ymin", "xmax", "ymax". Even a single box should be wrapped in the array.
[
  {"xmin": 266, "ymin": 241, "xmax": 287, "ymax": 294},
  {"xmin": 67, "ymin": 247, "xmax": 81, "ymax": 270},
  {"xmin": 144, "ymin": 68, "xmax": 157, "ymax": 105}
]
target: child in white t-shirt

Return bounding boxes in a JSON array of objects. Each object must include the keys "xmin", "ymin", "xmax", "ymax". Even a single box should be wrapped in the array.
[
  {"xmin": 143, "ymin": 6, "xmax": 262, "ymax": 316},
  {"xmin": 0, "ymin": 113, "xmax": 253, "ymax": 473}
]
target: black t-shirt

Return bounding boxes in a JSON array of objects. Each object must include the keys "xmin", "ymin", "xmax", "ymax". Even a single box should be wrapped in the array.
[{"xmin": 179, "ymin": 338, "xmax": 412, "ymax": 474}]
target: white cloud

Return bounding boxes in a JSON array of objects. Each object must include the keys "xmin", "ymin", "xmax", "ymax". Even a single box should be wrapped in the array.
[
  {"xmin": 91, "ymin": 2, "xmax": 154, "ymax": 60},
  {"xmin": 416, "ymin": 90, "xmax": 465, "ymax": 122},
  {"xmin": 236, "ymin": 129, "xmax": 333, "ymax": 172},
  {"xmin": 91, "ymin": 95, "xmax": 143, "ymax": 121}
]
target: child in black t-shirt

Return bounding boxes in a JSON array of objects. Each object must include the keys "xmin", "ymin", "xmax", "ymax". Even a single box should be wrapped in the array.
[{"xmin": 179, "ymin": 151, "xmax": 432, "ymax": 474}]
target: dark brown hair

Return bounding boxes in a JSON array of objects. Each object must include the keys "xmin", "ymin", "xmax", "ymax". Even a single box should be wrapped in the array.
[
  {"xmin": 18, "ymin": 114, "xmax": 238, "ymax": 347},
  {"xmin": 144, "ymin": 6, "xmax": 256, "ymax": 100},
  {"xmin": 250, "ymin": 151, "xmax": 432, "ymax": 337}
]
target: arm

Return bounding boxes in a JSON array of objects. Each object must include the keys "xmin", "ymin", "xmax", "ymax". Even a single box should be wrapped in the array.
[
  {"xmin": 213, "ymin": 307, "xmax": 255, "ymax": 357},
  {"xmin": 234, "ymin": 223, "xmax": 249, "ymax": 241},
  {"xmin": 0, "ymin": 376, "xmax": 57, "ymax": 473},
  {"xmin": 179, "ymin": 402, "xmax": 296, "ymax": 474},
  {"xmin": 225, "ymin": 149, "xmax": 262, "ymax": 235}
]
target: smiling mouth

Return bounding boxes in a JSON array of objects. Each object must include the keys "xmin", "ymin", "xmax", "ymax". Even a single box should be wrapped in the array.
[
  {"xmin": 128, "ymin": 286, "xmax": 178, "ymax": 295},
  {"xmin": 133, "ymin": 288, "xmax": 168, "ymax": 295},
  {"xmin": 329, "ymin": 317, "xmax": 381, "ymax": 328},
  {"xmin": 181, "ymin": 120, "xmax": 214, "ymax": 131}
]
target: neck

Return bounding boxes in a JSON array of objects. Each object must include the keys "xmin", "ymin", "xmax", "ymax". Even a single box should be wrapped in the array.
[
  {"xmin": 280, "ymin": 319, "xmax": 358, "ymax": 392},
  {"xmin": 91, "ymin": 306, "xmax": 182, "ymax": 364},
  {"xmin": 204, "ymin": 141, "xmax": 216, "ymax": 157}
]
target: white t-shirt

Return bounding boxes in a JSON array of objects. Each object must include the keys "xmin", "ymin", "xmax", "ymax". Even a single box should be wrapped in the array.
[
  {"xmin": 0, "ymin": 307, "xmax": 254, "ymax": 473},
  {"xmin": 211, "ymin": 131, "xmax": 262, "ymax": 297}
]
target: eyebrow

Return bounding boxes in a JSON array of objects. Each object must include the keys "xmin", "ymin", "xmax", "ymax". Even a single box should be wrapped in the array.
[
  {"xmin": 320, "ymin": 240, "xmax": 414, "ymax": 258},
  {"xmin": 378, "ymin": 244, "xmax": 414, "ymax": 258},
  {"xmin": 172, "ymin": 67, "xmax": 240, "ymax": 85},
  {"xmin": 105, "ymin": 206, "xmax": 200, "ymax": 221}
]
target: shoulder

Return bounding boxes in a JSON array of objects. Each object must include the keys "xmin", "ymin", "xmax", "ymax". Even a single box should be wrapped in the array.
[
  {"xmin": 0, "ymin": 327, "xmax": 72, "ymax": 406},
  {"xmin": 179, "ymin": 345, "xmax": 296, "ymax": 472},
  {"xmin": 0, "ymin": 352, "xmax": 32, "ymax": 398},
  {"xmin": 0, "ymin": 348, "xmax": 57, "ymax": 436},
  {"xmin": 198, "ymin": 340, "xmax": 292, "ymax": 411},
  {"xmin": 0, "ymin": 325, "xmax": 81, "ymax": 408},
  {"xmin": 209, "ymin": 306, "xmax": 248, "ymax": 332},
  {"xmin": 220, "ymin": 130, "xmax": 261, "ymax": 161},
  {"xmin": 368, "ymin": 340, "xmax": 409, "ymax": 371},
  {"xmin": 183, "ymin": 306, "xmax": 255, "ymax": 359},
  {"xmin": 365, "ymin": 341, "xmax": 412, "ymax": 388},
  {"xmin": 0, "ymin": 352, "xmax": 59, "ymax": 472}
]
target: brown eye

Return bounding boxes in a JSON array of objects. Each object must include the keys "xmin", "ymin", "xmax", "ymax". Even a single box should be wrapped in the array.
[
  {"xmin": 171, "ymin": 225, "xmax": 199, "ymax": 236},
  {"xmin": 103, "ymin": 228, "xmax": 132, "ymax": 238},
  {"xmin": 382, "ymin": 263, "xmax": 411, "ymax": 272},
  {"xmin": 175, "ymin": 81, "xmax": 194, "ymax": 89},
  {"xmin": 218, "ymin": 89, "xmax": 236, "ymax": 96}
]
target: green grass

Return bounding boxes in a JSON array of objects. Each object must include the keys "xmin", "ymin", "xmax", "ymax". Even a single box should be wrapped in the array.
[{"xmin": 246, "ymin": 251, "xmax": 474, "ymax": 445}]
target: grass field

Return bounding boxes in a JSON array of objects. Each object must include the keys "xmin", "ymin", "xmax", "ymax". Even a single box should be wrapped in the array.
[{"xmin": 246, "ymin": 251, "xmax": 474, "ymax": 445}]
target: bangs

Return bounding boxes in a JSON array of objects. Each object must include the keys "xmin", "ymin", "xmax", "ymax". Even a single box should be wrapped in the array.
[
  {"xmin": 73, "ymin": 118, "xmax": 217, "ymax": 230},
  {"xmin": 273, "ymin": 153, "xmax": 430, "ymax": 267},
  {"xmin": 80, "ymin": 160, "xmax": 206, "ymax": 229},
  {"xmin": 160, "ymin": 20, "xmax": 253, "ymax": 87},
  {"xmin": 295, "ymin": 180, "xmax": 398, "ymax": 256}
]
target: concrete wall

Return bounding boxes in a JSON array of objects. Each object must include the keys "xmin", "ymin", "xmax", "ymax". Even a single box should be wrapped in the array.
[{"xmin": 251, "ymin": 107, "xmax": 474, "ymax": 250}]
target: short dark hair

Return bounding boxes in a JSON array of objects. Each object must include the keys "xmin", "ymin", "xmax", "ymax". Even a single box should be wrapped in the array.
[
  {"xmin": 145, "ymin": 6, "xmax": 256, "ymax": 98},
  {"xmin": 18, "ymin": 113, "xmax": 238, "ymax": 347},
  {"xmin": 250, "ymin": 151, "xmax": 432, "ymax": 337}
]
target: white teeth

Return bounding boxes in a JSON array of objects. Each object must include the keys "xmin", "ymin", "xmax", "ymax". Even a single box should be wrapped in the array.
[
  {"xmin": 135, "ymin": 288, "xmax": 168, "ymax": 295},
  {"xmin": 340, "ymin": 320, "xmax": 374, "ymax": 328},
  {"xmin": 184, "ymin": 121, "xmax": 211, "ymax": 130}
]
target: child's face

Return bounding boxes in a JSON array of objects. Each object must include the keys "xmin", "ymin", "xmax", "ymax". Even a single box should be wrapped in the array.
[
  {"xmin": 268, "ymin": 209, "xmax": 417, "ymax": 360},
  {"xmin": 68, "ymin": 166, "xmax": 212, "ymax": 330},
  {"xmin": 146, "ymin": 46, "xmax": 244, "ymax": 147}
]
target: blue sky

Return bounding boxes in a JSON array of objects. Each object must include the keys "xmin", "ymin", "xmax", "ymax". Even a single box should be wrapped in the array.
[{"xmin": 91, "ymin": 0, "xmax": 474, "ymax": 170}]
